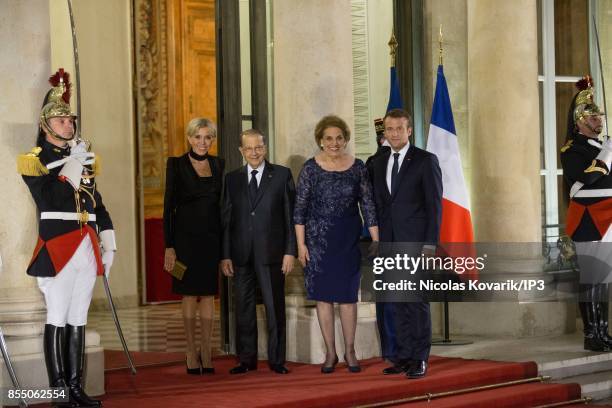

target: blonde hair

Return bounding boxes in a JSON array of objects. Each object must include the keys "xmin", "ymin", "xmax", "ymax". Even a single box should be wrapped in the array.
[{"xmin": 186, "ymin": 118, "xmax": 217, "ymax": 139}]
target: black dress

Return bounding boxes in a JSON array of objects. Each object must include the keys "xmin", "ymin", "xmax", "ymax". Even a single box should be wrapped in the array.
[{"xmin": 163, "ymin": 154, "xmax": 224, "ymax": 295}]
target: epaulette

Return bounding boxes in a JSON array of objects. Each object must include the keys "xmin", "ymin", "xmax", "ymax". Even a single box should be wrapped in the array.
[
  {"xmin": 16, "ymin": 147, "xmax": 49, "ymax": 176},
  {"xmin": 92, "ymin": 154, "xmax": 101, "ymax": 176},
  {"xmin": 560, "ymin": 140, "xmax": 573, "ymax": 153}
]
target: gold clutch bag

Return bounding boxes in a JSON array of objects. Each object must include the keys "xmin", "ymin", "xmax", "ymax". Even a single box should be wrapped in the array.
[{"xmin": 170, "ymin": 260, "xmax": 187, "ymax": 280}]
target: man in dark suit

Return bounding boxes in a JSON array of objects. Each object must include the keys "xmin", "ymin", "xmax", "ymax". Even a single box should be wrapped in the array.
[
  {"xmin": 221, "ymin": 129, "xmax": 297, "ymax": 375},
  {"xmin": 368, "ymin": 108, "xmax": 442, "ymax": 379},
  {"xmin": 366, "ymin": 118, "xmax": 394, "ymax": 363}
]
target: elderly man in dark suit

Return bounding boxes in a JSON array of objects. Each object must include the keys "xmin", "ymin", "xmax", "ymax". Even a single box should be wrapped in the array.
[
  {"xmin": 221, "ymin": 129, "xmax": 297, "ymax": 375},
  {"xmin": 368, "ymin": 108, "xmax": 442, "ymax": 379}
]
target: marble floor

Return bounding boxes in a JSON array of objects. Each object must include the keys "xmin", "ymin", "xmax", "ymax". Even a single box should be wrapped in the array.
[{"xmin": 88, "ymin": 302, "xmax": 224, "ymax": 356}]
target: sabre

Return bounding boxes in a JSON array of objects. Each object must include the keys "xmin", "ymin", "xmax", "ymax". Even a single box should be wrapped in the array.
[
  {"xmin": 103, "ymin": 275, "xmax": 137, "ymax": 375},
  {"xmin": 66, "ymin": 0, "xmax": 82, "ymax": 142},
  {"xmin": 0, "ymin": 327, "xmax": 28, "ymax": 408},
  {"xmin": 592, "ymin": 16, "xmax": 609, "ymax": 134},
  {"xmin": 65, "ymin": 0, "xmax": 133, "ymax": 375}
]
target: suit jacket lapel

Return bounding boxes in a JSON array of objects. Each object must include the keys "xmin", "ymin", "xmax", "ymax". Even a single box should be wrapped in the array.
[
  {"xmin": 239, "ymin": 165, "xmax": 251, "ymax": 207},
  {"xmin": 253, "ymin": 161, "xmax": 273, "ymax": 209},
  {"xmin": 391, "ymin": 144, "xmax": 415, "ymax": 201}
]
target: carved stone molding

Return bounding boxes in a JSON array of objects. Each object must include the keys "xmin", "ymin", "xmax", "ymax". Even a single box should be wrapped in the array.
[
  {"xmin": 135, "ymin": 0, "xmax": 169, "ymax": 217},
  {"xmin": 351, "ymin": 0, "xmax": 373, "ymax": 159}
]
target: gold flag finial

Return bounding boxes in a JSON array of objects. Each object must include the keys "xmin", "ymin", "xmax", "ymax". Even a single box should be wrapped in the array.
[
  {"xmin": 388, "ymin": 32, "xmax": 398, "ymax": 67},
  {"xmin": 439, "ymin": 24, "xmax": 444, "ymax": 65}
]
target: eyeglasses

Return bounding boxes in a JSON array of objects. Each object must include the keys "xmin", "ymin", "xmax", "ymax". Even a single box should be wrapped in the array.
[{"xmin": 242, "ymin": 145, "xmax": 265, "ymax": 153}]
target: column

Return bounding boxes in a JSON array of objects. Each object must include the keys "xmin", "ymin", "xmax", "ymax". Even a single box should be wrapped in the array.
[
  {"xmin": 454, "ymin": 0, "xmax": 571, "ymax": 336},
  {"xmin": 269, "ymin": 0, "xmax": 379, "ymax": 363}
]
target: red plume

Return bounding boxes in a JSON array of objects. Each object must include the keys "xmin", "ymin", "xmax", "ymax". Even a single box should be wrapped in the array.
[
  {"xmin": 575, "ymin": 75, "xmax": 593, "ymax": 91},
  {"xmin": 48, "ymin": 68, "xmax": 72, "ymax": 104}
]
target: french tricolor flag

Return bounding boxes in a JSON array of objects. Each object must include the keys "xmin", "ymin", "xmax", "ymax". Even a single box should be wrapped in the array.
[{"xmin": 426, "ymin": 65, "xmax": 475, "ymax": 277}]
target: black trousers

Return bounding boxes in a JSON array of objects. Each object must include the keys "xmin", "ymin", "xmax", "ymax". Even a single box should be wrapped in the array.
[
  {"xmin": 392, "ymin": 301, "xmax": 431, "ymax": 362},
  {"xmin": 234, "ymin": 260, "xmax": 286, "ymax": 366}
]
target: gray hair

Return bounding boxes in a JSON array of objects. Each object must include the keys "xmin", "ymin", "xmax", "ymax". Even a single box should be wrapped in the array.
[
  {"xmin": 186, "ymin": 117, "xmax": 217, "ymax": 139},
  {"xmin": 239, "ymin": 128, "xmax": 267, "ymax": 146}
]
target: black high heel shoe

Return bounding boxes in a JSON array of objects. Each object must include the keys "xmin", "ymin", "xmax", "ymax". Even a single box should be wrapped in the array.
[
  {"xmin": 186, "ymin": 354, "xmax": 201, "ymax": 375},
  {"xmin": 344, "ymin": 353, "xmax": 361, "ymax": 373},
  {"xmin": 200, "ymin": 352, "xmax": 215, "ymax": 375},
  {"xmin": 321, "ymin": 355, "xmax": 339, "ymax": 374}
]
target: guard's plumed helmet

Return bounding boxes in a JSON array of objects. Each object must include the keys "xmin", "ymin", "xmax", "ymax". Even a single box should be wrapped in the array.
[
  {"xmin": 39, "ymin": 68, "xmax": 77, "ymax": 142},
  {"xmin": 573, "ymin": 75, "xmax": 604, "ymax": 124}
]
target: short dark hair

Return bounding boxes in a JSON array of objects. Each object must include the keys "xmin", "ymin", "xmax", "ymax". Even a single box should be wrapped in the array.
[
  {"xmin": 383, "ymin": 108, "xmax": 413, "ymax": 127},
  {"xmin": 239, "ymin": 128, "xmax": 266, "ymax": 146},
  {"xmin": 314, "ymin": 115, "xmax": 351, "ymax": 149}
]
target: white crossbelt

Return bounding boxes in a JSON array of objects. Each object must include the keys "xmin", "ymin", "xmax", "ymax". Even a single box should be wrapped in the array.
[
  {"xmin": 40, "ymin": 212, "xmax": 96, "ymax": 222},
  {"xmin": 573, "ymin": 189, "xmax": 612, "ymax": 198}
]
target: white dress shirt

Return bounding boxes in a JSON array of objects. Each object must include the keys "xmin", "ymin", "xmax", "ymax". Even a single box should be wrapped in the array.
[{"xmin": 247, "ymin": 162, "xmax": 265, "ymax": 187}]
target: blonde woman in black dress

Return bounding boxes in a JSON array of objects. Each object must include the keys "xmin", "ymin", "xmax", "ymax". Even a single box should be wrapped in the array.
[{"xmin": 163, "ymin": 118, "xmax": 224, "ymax": 374}]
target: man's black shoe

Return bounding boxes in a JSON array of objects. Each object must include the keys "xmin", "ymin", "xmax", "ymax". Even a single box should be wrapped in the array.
[
  {"xmin": 229, "ymin": 363, "xmax": 257, "ymax": 374},
  {"xmin": 270, "ymin": 365, "xmax": 290, "ymax": 374},
  {"xmin": 382, "ymin": 360, "xmax": 411, "ymax": 375},
  {"xmin": 406, "ymin": 360, "xmax": 427, "ymax": 379}
]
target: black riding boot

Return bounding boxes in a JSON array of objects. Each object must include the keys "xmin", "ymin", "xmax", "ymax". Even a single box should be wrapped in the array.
[
  {"xmin": 596, "ymin": 284, "xmax": 612, "ymax": 348},
  {"xmin": 580, "ymin": 285, "xmax": 610, "ymax": 352},
  {"xmin": 65, "ymin": 325, "xmax": 101, "ymax": 407},
  {"xmin": 43, "ymin": 324, "xmax": 74, "ymax": 407}
]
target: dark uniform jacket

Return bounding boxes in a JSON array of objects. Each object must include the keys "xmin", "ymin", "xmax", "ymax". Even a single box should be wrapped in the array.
[
  {"xmin": 561, "ymin": 133, "xmax": 612, "ymax": 242},
  {"xmin": 19, "ymin": 140, "xmax": 113, "ymax": 277}
]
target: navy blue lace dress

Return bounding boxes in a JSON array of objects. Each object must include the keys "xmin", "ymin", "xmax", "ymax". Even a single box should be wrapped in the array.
[{"xmin": 294, "ymin": 158, "xmax": 377, "ymax": 303}]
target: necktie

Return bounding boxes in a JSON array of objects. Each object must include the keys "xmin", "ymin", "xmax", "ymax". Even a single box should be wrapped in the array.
[
  {"xmin": 249, "ymin": 169, "xmax": 259, "ymax": 204},
  {"xmin": 391, "ymin": 152, "xmax": 400, "ymax": 194}
]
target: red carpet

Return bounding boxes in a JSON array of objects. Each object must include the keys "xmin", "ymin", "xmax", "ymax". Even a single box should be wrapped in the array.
[
  {"xmin": 28, "ymin": 351, "xmax": 610, "ymax": 407},
  {"xmin": 98, "ymin": 353, "xmax": 554, "ymax": 408}
]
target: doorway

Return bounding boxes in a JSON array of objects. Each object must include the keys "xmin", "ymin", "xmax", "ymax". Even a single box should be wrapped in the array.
[{"xmin": 134, "ymin": 0, "xmax": 271, "ymax": 353}]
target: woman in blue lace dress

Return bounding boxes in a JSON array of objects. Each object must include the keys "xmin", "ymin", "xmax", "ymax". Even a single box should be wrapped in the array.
[{"xmin": 294, "ymin": 115, "xmax": 378, "ymax": 373}]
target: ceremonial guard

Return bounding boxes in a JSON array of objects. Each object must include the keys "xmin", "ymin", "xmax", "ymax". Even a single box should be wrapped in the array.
[
  {"xmin": 561, "ymin": 76, "xmax": 612, "ymax": 352},
  {"xmin": 17, "ymin": 69, "xmax": 116, "ymax": 407}
]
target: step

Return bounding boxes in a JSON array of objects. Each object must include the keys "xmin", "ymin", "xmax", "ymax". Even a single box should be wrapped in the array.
[
  {"xmin": 398, "ymin": 382, "xmax": 581, "ymax": 408},
  {"xmin": 557, "ymin": 371, "xmax": 612, "ymax": 401},
  {"xmin": 539, "ymin": 352, "xmax": 612, "ymax": 379}
]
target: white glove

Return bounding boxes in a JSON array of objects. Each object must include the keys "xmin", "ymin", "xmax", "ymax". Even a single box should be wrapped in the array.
[
  {"xmin": 59, "ymin": 158, "xmax": 84, "ymax": 189},
  {"xmin": 100, "ymin": 229, "xmax": 117, "ymax": 251},
  {"xmin": 597, "ymin": 136, "xmax": 612, "ymax": 170},
  {"xmin": 70, "ymin": 142, "xmax": 95, "ymax": 165},
  {"xmin": 59, "ymin": 142, "xmax": 96, "ymax": 189},
  {"xmin": 101, "ymin": 250, "xmax": 114, "ymax": 279},
  {"xmin": 99, "ymin": 230, "xmax": 117, "ymax": 279}
]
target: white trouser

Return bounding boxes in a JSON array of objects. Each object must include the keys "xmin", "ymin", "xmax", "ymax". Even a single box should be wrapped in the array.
[{"xmin": 37, "ymin": 234, "xmax": 97, "ymax": 326}]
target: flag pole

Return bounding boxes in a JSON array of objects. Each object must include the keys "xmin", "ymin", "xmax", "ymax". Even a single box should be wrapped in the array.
[
  {"xmin": 439, "ymin": 24, "xmax": 443, "ymax": 66},
  {"xmin": 430, "ymin": 24, "xmax": 473, "ymax": 347},
  {"xmin": 388, "ymin": 31, "xmax": 398, "ymax": 67}
]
